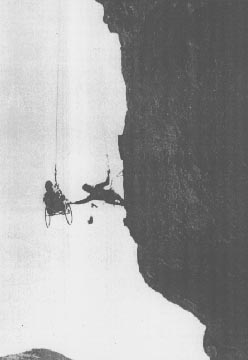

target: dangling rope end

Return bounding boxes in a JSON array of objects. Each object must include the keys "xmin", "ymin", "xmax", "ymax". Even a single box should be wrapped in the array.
[
  {"xmin": 106, "ymin": 153, "xmax": 110, "ymax": 170},
  {"xmin": 54, "ymin": 164, "xmax": 58, "ymax": 187}
]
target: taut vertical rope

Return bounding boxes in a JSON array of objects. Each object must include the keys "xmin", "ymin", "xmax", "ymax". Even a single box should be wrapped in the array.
[
  {"xmin": 102, "ymin": 122, "xmax": 110, "ymax": 170},
  {"xmin": 55, "ymin": 0, "xmax": 61, "ymax": 186},
  {"xmin": 55, "ymin": 61, "xmax": 59, "ymax": 186}
]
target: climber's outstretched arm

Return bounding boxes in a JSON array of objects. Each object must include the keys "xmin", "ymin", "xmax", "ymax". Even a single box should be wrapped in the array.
[{"xmin": 72, "ymin": 196, "xmax": 92, "ymax": 205}]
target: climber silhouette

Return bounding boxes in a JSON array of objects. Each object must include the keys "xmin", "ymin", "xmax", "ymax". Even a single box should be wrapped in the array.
[
  {"xmin": 72, "ymin": 170, "xmax": 124, "ymax": 206},
  {"xmin": 43, "ymin": 180, "xmax": 67, "ymax": 215}
]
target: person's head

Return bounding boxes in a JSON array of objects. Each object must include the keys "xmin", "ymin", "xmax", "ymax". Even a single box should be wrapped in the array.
[
  {"xmin": 82, "ymin": 183, "xmax": 93, "ymax": 193},
  {"xmin": 45, "ymin": 180, "xmax": 53, "ymax": 192}
]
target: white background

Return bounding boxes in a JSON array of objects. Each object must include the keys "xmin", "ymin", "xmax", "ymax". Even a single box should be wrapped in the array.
[{"xmin": 0, "ymin": 1, "xmax": 207, "ymax": 359}]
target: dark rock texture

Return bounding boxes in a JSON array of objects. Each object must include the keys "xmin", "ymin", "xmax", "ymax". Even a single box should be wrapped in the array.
[
  {"xmin": 95, "ymin": 0, "xmax": 248, "ymax": 359},
  {"xmin": 0, "ymin": 349, "xmax": 72, "ymax": 360}
]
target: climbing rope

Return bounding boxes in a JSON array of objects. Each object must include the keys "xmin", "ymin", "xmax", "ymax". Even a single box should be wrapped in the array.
[
  {"xmin": 55, "ymin": 60, "xmax": 59, "ymax": 186},
  {"xmin": 54, "ymin": 0, "xmax": 61, "ymax": 187},
  {"xmin": 102, "ymin": 121, "xmax": 124, "ymax": 187},
  {"xmin": 102, "ymin": 122, "xmax": 111, "ymax": 172}
]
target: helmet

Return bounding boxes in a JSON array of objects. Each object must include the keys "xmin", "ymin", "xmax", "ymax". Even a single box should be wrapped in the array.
[
  {"xmin": 45, "ymin": 180, "xmax": 53, "ymax": 191},
  {"xmin": 82, "ymin": 184, "xmax": 93, "ymax": 193}
]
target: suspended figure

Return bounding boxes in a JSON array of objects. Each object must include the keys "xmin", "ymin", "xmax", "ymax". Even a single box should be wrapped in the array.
[
  {"xmin": 43, "ymin": 178, "xmax": 72, "ymax": 227},
  {"xmin": 43, "ymin": 180, "xmax": 66, "ymax": 213},
  {"xmin": 43, "ymin": 24, "xmax": 73, "ymax": 227},
  {"xmin": 72, "ymin": 170, "xmax": 124, "ymax": 206}
]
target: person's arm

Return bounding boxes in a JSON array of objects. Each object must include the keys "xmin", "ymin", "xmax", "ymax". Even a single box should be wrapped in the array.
[
  {"xmin": 72, "ymin": 196, "xmax": 92, "ymax": 205},
  {"xmin": 96, "ymin": 170, "xmax": 110, "ymax": 189}
]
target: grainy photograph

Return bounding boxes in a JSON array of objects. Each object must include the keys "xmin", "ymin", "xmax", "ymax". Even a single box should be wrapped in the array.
[{"xmin": 1, "ymin": 1, "xmax": 248, "ymax": 360}]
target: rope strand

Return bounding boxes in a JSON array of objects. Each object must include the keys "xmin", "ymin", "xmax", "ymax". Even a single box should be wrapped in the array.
[
  {"xmin": 55, "ymin": 59, "xmax": 59, "ymax": 174},
  {"xmin": 55, "ymin": 63, "xmax": 59, "ymax": 185},
  {"xmin": 55, "ymin": 0, "xmax": 61, "ymax": 185}
]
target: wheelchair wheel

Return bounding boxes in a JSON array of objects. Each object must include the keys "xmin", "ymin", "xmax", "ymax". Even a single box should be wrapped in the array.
[
  {"xmin": 65, "ymin": 203, "xmax": 73, "ymax": 225},
  {"xmin": 45, "ymin": 207, "xmax": 51, "ymax": 228}
]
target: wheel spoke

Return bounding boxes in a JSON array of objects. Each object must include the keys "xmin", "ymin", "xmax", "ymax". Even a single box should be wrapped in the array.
[
  {"xmin": 65, "ymin": 204, "xmax": 73, "ymax": 225},
  {"xmin": 45, "ymin": 208, "xmax": 51, "ymax": 228}
]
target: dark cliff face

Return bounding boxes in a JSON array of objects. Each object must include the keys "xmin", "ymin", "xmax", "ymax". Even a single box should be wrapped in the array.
[
  {"xmin": 0, "ymin": 349, "xmax": 72, "ymax": 360},
  {"xmin": 95, "ymin": 1, "xmax": 248, "ymax": 359}
]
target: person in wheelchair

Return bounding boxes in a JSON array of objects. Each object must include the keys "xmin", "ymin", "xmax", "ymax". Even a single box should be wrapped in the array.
[
  {"xmin": 43, "ymin": 180, "xmax": 67, "ymax": 215},
  {"xmin": 72, "ymin": 170, "xmax": 124, "ymax": 206}
]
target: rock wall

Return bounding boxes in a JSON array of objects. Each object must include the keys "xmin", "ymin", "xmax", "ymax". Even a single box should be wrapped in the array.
[{"xmin": 95, "ymin": 1, "xmax": 248, "ymax": 359}]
